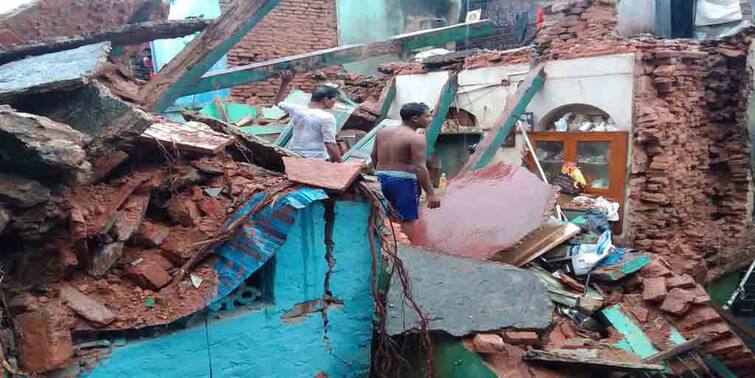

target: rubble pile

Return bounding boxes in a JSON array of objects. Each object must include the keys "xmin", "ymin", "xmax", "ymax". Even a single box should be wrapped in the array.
[
  {"xmin": 0, "ymin": 50, "xmax": 294, "ymax": 374},
  {"xmin": 534, "ymin": 0, "xmax": 633, "ymax": 61}
]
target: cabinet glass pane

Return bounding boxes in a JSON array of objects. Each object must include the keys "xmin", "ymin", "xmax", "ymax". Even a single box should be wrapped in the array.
[
  {"xmin": 535, "ymin": 141, "xmax": 564, "ymax": 184},
  {"xmin": 578, "ymin": 141, "xmax": 611, "ymax": 189}
]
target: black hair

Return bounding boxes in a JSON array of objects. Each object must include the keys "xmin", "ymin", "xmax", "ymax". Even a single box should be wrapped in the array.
[
  {"xmin": 400, "ymin": 102, "xmax": 430, "ymax": 122},
  {"xmin": 311, "ymin": 85, "xmax": 340, "ymax": 102}
]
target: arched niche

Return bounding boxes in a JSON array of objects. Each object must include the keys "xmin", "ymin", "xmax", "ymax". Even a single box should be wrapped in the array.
[{"xmin": 537, "ymin": 103, "xmax": 613, "ymax": 132}]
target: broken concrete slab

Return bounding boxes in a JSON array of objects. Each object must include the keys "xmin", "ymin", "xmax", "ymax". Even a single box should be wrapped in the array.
[
  {"xmin": 524, "ymin": 349, "xmax": 664, "ymax": 372},
  {"xmin": 59, "ymin": 286, "xmax": 115, "ymax": 327},
  {"xmin": 141, "ymin": 121, "xmax": 235, "ymax": 154},
  {"xmin": 386, "ymin": 245, "xmax": 552, "ymax": 337},
  {"xmin": 110, "ymin": 194, "xmax": 150, "ymax": 242},
  {"xmin": 88, "ymin": 242, "xmax": 124, "ymax": 277},
  {"xmin": 0, "ymin": 42, "xmax": 110, "ymax": 102},
  {"xmin": 0, "ymin": 107, "xmax": 92, "ymax": 185},
  {"xmin": 495, "ymin": 217, "xmax": 580, "ymax": 267},
  {"xmin": 413, "ymin": 163, "xmax": 557, "ymax": 259},
  {"xmin": 15, "ymin": 303, "xmax": 74, "ymax": 373},
  {"xmin": 0, "ymin": 173, "xmax": 51, "ymax": 208},
  {"xmin": 283, "ymin": 157, "xmax": 363, "ymax": 191}
]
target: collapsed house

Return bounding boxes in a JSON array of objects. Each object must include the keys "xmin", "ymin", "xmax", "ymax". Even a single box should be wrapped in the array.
[{"xmin": 0, "ymin": 0, "xmax": 755, "ymax": 377}]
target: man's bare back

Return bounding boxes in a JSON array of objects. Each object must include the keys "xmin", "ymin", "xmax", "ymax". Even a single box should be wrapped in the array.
[{"xmin": 373, "ymin": 126, "xmax": 425, "ymax": 173}]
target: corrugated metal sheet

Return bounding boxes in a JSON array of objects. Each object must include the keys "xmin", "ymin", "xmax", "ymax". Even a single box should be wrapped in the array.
[{"xmin": 212, "ymin": 188, "xmax": 329, "ymax": 302}]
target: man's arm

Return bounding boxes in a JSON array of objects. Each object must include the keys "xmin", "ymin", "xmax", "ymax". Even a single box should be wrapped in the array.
[
  {"xmin": 410, "ymin": 135, "xmax": 441, "ymax": 209},
  {"xmin": 273, "ymin": 70, "xmax": 293, "ymax": 105},
  {"xmin": 321, "ymin": 115, "xmax": 342, "ymax": 162},
  {"xmin": 369, "ymin": 132, "xmax": 380, "ymax": 171}
]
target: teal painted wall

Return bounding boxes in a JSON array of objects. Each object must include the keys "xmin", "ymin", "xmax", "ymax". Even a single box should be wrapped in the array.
[
  {"xmin": 88, "ymin": 200, "xmax": 375, "ymax": 378},
  {"xmin": 337, "ymin": 0, "xmax": 404, "ymax": 74}
]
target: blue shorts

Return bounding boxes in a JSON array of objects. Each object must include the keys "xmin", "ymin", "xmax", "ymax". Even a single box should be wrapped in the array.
[{"xmin": 376, "ymin": 171, "xmax": 420, "ymax": 222}]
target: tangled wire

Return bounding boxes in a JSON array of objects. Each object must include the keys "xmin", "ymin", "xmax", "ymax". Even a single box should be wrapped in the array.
[{"xmin": 358, "ymin": 183, "xmax": 435, "ymax": 378}]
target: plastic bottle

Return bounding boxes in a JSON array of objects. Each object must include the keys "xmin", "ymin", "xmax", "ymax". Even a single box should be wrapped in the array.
[{"xmin": 439, "ymin": 173, "xmax": 448, "ymax": 192}]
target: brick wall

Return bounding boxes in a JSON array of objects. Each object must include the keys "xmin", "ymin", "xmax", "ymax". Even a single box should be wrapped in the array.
[
  {"xmin": 461, "ymin": 0, "xmax": 539, "ymax": 51},
  {"xmin": 535, "ymin": 1, "xmax": 754, "ymax": 283},
  {"xmin": 221, "ymin": 0, "xmax": 339, "ymax": 105},
  {"xmin": 0, "ymin": 0, "xmax": 165, "ymax": 42}
]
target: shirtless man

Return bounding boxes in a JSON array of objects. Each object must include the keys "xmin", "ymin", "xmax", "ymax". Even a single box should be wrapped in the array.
[{"xmin": 371, "ymin": 102, "xmax": 441, "ymax": 241}]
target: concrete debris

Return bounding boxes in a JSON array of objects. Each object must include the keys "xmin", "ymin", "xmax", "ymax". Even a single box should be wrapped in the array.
[
  {"xmin": 110, "ymin": 193, "xmax": 150, "ymax": 242},
  {"xmin": 59, "ymin": 286, "xmax": 115, "ymax": 327},
  {"xmin": 0, "ymin": 107, "xmax": 92, "ymax": 185},
  {"xmin": 0, "ymin": 173, "xmax": 51, "ymax": 208},
  {"xmin": 140, "ymin": 121, "xmax": 235, "ymax": 154},
  {"xmin": 88, "ymin": 242, "xmax": 124, "ymax": 277},
  {"xmin": 473, "ymin": 334, "xmax": 505, "ymax": 354}
]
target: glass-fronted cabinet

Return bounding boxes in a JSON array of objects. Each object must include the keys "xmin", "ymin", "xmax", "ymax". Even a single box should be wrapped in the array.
[{"xmin": 527, "ymin": 132, "xmax": 628, "ymax": 203}]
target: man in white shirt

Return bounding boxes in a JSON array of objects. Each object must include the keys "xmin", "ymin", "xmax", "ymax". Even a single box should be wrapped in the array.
[{"xmin": 274, "ymin": 71, "xmax": 342, "ymax": 162}]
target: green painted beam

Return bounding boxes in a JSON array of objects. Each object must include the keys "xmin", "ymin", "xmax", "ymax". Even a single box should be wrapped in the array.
[
  {"xmin": 469, "ymin": 72, "xmax": 545, "ymax": 171},
  {"xmin": 603, "ymin": 304, "xmax": 661, "ymax": 359},
  {"xmin": 145, "ymin": 0, "xmax": 281, "ymax": 112},
  {"xmin": 342, "ymin": 119, "xmax": 401, "ymax": 163},
  {"xmin": 426, "ymin": 74, "xmax": 459, "ymax": 156},
  {"xmin": 183, "ymin": 21, "xmax": 495, "ymax": 96},
  {"xmin": 375, "ymin": 78, "xmax": 397, "ymax": 126}
]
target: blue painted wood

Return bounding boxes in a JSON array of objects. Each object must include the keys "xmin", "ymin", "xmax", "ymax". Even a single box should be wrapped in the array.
[
  {"xmin": 183, "ymin": 21, "xmax": 495, "ymax": 96},
  {"xmin": 469, "ymin": 72, "xmax": 545, "ymax": 171},
  {"xmin": 151, "ymin": 0, "xmax": 281, "ymax": 112},
  {"xmin": 426, "ymin": 74, "xmax": 459, "ymax": 156}
]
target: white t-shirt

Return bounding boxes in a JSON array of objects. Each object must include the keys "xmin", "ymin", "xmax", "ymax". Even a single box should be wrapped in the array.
[{"xmin": 278, "ymin": 102, "xmax": 337, "ymax": 159}]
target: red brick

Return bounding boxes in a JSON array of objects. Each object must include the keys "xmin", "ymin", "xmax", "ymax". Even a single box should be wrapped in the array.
[
  {"xmin": 503, "ymin": 331, "xmax": 539, "ymax": 345},
  {"xmin": 665, "ymin": 274, "xmax": 696, "ymax": 289},
  {"xmin": 110, "ymin": 193, "xmax": 150, "ymax": 242},
  {"xmin": 642, "ymin": 277, "xmax": 667, "ymax": 303},
  {"xmin": 641, "ymin": 259, "xmax": 674, "ymax": 279},
  {"xmin": 677, "ymin": 307, "xmax": 721, "ymax": 331},
  {"xmin": 167, "ymin": 194, "xmax": 201, "ymax": 227},
  {"xmin": 125, "ymin": 260, "xmax": 171, "ymax": 290},
  {"xmin": 473, "ymin": 333, "xmax": 505, "ymax": 354},
  {"xmin": 16, "ymin": 304, "xmax": 73, "ymax": 373},
  {"xmin": 59, "ymin": 286, "xmax": 115, "ymax": 327},
  {"xmin": 660, "ymin": 288, "xmax": 696, "ymax": 316},
  {"xmin": 132, "ymin": 221, "xmax": 170, "ymax": 248},
  {"xmin": 630, "ymin": 306, "xmax": 650, "ymax": 323}
]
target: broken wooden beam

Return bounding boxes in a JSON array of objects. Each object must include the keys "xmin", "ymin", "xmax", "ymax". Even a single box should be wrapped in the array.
[
  {"xmin": 140, "ymin": 121, "xmax": 235, "ymax": 154},
  {"xmin": 426, "ymin": 73, "xmax": 458, "ymax": 156},
  {"xmin": 643, "ymin": 335, "xmax": 710, "ymax": 364},
  {"xmin": 0, "ymin": 19, "xmax": 211, "ymax": 65},
  {"xmin": 461, "ymin": 64, "xmax": 545, "ymax": 174},
  {"xmin": 183, "ymin": 21, "xmax": 495, "ymax": 96},
  {"xmin": 525, "ymin": 349, "xmax": 665, "ymax": 372},
  {"xmin": 139, "ymin": 0, "xmax": 281, "ymax": 112}
]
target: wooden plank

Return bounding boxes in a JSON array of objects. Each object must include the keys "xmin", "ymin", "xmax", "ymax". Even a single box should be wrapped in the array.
[
  {"xmin": 525, "ymin": 349, "xmax": 664, "ymax": 372},
  {"xmin": 140, "ymin": 122, "xmax": 234, "ymax": 154},
  {"xmin": 460, "ymin": 65, "xmax": 545, "ymax": 174},
  {"xmin": 0, "ymin": 19, "xmax": 211, "ymax": 65},
  {"xmin": 139, "ymin": 0, "xmax": 281, "ymax": 112},
  {"xmin": 426, "ymin": 73, "xmax": 459, "ymax": 156},
  {"xmin": 283, "ymin": 157, "xmax": 363, "ymax": 191},
  {"xmin": 643, "ymin": 336, "xmax": 709, "ymax": 364},
  {"xmin": 183, "ymin": 21, "xmax": 495, "ymax": 96},
  {"xmin": 494, "ymin": 218, "xmax": 580, "ymax": 267}
]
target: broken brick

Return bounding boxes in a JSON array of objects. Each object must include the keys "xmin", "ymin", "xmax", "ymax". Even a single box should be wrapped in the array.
[
  {"xmin": 132, "ymin": 221, "xmax": 170, "ymax": 248},
  {"xmin": 660, "ymin": 288, "xmax": 696, "ymax": 316},
  {"xmin": 138, "ymin": 251, "xmax": 174, "ymax": 271},
  {"xmin": 58, "ymin": 245, "xmax": 79, "ymax": 274},
  {"xmin": 110, "ymin": 193, "xmax": 150, "ymax": 242},
  {"xmin": 167, "ymin": 194, "xmax": 201, "ymax": 227},
  {"xmin": 159, "ymin": 228, "xmax": 207, "ymax": 264},
  {"xmin": 59, "ymin": 286, "xmax": 115, "ymax": 327},
  {"xmin": 503, "ymin": 331, "xmax": 539, "ymax": 345},
  {"xmin": 666, "ymin": 274, "xmax": 696, "ymax": 289},
  {"xmin": 88, "ymin": 242, "xmax": 124, "ymax": 277},
  {"xmin": 677, "ymin": 307, "xmax": 721, "ymax": 331},
  {"xmin": 629, "ymin": 306, "xmax": 650, "ymax": 323},
  {"xmin": 473, "ymin": 333, "xmax": 505, "ymax": 354},
  {"xmin": 125, "ymin": 260, "xmax": 171, "ymax": 290},
  {"xmin": 642, "ymin": 277, "xmax": 667, "ymax": 303},
  {"xmin": 641, "ymin": 259, "xmax": 674, "ymax": 278},
  {"xmin": 16, "ymin": 304, "xmax": 73, "ymax": 373}
]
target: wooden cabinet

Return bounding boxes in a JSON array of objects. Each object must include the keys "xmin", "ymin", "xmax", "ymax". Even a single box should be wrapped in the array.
[{"xmin": 527, "ymin": 132, "xmax": 629, "ymax": 205}]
